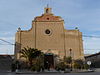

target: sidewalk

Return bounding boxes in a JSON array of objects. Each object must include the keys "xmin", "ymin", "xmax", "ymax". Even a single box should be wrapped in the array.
[
  {"xmin": 15, "ymin": 69, "xmax": 94, "ymax": 74},
  {"xmin": 94, "ymin": 68, "xmax": 100, "ymax": 72},
  {"xmin": 15, "ymin": 69, "xmax": 60, "ymax": 74}
]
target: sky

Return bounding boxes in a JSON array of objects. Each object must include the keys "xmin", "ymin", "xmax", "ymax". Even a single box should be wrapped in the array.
[{"xmin": 0, "ymin": 0, "xmax": 100, "ymax": 55}]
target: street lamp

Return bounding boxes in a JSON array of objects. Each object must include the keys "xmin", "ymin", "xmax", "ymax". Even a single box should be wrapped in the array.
[{"xmin": 69, "ymin": 48, "xmax": 72, "ymax": 71}]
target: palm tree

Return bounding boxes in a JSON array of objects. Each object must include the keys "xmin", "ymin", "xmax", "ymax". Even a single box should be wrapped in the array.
[{"xmin": 19, "ymin": 47, "xmax": 43, "ymax": 67}]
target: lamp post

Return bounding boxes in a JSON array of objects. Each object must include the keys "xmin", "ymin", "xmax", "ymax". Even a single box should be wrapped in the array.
[{"xmin": 69, "ymin": 48, "xmax": 72, "ymax": 71}]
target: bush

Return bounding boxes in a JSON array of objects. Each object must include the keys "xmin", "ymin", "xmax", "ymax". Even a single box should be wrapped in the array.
[
  {"xmin": 55, "ymin": 62, "xmax": 67, "ymax": 71},
  {"xmin": 74, "ymin": 63, "xmax": 81, "ymax": 69},
  {"xmin": 31, "ymin": 64, "xmax": 41, "ymax": 71},
  {"xmin": 73, "ymin": 59, "xmax": 84, "ymax": 69},
  {"xmin": 11, "ymin": 60, "xmax": 20, "ymax": 72},
  {"xmin": 31, "ymin": 58, "xmax": 44, "ymax": 72},
  {"xmin": 84, "ymin": 64, "xmax": 89, "ymax": 69}
]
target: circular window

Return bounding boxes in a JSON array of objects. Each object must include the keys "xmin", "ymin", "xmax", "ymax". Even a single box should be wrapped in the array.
[
  {"xmin": 45, "ymin": 29, "xmax": 51, "ymax": 34},
  {"xmin": 47, "ymin": 18, "xmax": 49, "ymax": 20}
]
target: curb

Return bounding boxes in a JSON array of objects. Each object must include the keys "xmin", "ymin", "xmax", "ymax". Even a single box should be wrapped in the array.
[
  {"xmin": 15, "ymin": 70, "xmax": 95, "ymax": 74},
  {"xmin": 15, "ymin": 71, "xmax": 61, "ymax": 74}
]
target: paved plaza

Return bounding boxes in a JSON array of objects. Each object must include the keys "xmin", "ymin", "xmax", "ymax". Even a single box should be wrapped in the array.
[{"xmin": 0, "ymin": 72, "xmax": 100, "ymax": 75}]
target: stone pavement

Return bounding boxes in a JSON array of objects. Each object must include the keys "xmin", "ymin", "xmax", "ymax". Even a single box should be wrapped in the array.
[
  {"xmin": 0, "ymin": 68, "xmax": 99, "ymax": 75},
  {"xmin": 0, "ymin": 72, "xmax": 100, "ymax": 75},
  {"xmin": 15, "ymin": 69, "xmax": 94, "ymax": 74}
]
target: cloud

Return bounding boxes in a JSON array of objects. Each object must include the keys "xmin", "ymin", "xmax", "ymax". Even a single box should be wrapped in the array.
[
  {"xmin": 83, "ymin": 37, "xmax": 100, "ymax": 54},
  {"xmin": 0, "ymin": 36, "xmax": 14, "ymax": 54},
  {"xmin": 0, "ymin": 0, "xmax": 100, "ymax": 54},
  {"xmin": 3, "ymin": 32, "xmax": 12, "ymax": 35},
  {"xmin": 0, "ymin": 45, "xmax": 14, "ymax": 54},
  {"xmin": 0, "ymin": 36, "xmax": 15, "ymax": 46}
]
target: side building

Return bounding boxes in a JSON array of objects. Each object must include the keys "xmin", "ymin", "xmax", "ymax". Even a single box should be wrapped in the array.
[
  {"xmin": 0, "ymin": 55, "xmax": 12, "ymax": 71},
  {"xmin": 15, "ymin": 7, "xmax": 84, "ymax": 62},
  {"xmin": 85, "ymin": 52, "xmax": 100, "ymax": 68}
]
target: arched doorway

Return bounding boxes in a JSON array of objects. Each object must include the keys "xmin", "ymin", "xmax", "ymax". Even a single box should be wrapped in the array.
[{"xmin": 44, "ymin": 53, "xmax": 54, "ymax": 70}]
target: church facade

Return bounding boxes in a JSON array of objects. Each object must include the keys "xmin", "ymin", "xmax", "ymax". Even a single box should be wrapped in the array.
[{"xmin": 15, "ymin": 7, "xmax": 84, "ymax": 60}]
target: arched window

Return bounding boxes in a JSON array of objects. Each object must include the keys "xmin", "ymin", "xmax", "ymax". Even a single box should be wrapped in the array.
[{"xmin": 46, "ymin": 9, "xmax": 49, "ymax": 13}]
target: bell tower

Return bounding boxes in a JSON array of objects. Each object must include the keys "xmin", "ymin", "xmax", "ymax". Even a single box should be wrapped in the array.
[{"xmin": 44, "ymin": 4, "xmax": 52, "ymax": 14}]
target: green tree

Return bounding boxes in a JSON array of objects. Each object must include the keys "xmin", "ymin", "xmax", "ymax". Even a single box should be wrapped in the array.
[
  {"xmin": 55, "ymin": 61, "xmax": 66, "ymax": 71},
  {"xmin": 64, "ymin": 56, "xmax": 72, "ymax": 70},
  {"xmin": 74, "ymin": 59, "xmax": 84, "ymax": 69},
  {"xmin": 64, "ymin": 56, "xmax": 72, "ymax": 64},
  {"xmin": 19, "ymin": 47, "xmax": 43, "ymax": 67}
]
